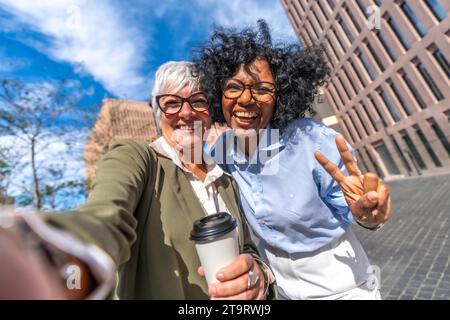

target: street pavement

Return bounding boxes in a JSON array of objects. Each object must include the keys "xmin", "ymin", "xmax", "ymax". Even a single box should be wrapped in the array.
[{"xmin": 353, "ymin": 173, "xmax": 450, "ymax": 300}]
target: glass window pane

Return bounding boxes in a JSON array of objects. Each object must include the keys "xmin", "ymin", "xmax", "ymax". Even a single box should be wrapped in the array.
[
  {"xmin": 390, "ymin": 135, "xmax": 412, "ymax": 173},
  {"xmin": 358, "ymin": 51, "xmax": 377, "ymax": 80},
  {"xmin": 366, "ymin": 41, "xmax": 385, "ymax": 71},
  {"xmin": 327, "ymin": 0, "xmax": 335, "ymax": 10},
  {"xmin": 425, "ymin": 0, "xmax": 447, "ymax": 21},
  {"xmin": 364, "ymin": 146, "xmax": 384, "ymax": 178},
  {"xmin": 427, "ymin": 118, "xmax": 450, "ymax": 157},
  {"xmin": 432, "ymin": 49, "xmax": 450, "ymax": 79},
  {"xmin": 355, "ymin": 0, "xmax": 368, "ymax": 17},
  {"xmin": 390, "ymin": 81, "xmax": 411, "ymax": 115},
  {"xmin": 374, "ymin": 30, "xmax": 396, "ymax": 62},
  {"xmin": 416, "ymin": 62, "xmax": 444, "ymax": 101},
  {"xmin": 339, "ymin": 18, "xmax": 354, "ymax": 42},
  {"xmin": 413, "ymin": 124, "xmax": 442, "ymax": 167},
  {"xmin": 400, "ymin": 129, "xmax": 427, "ymax": 170},
  {"xmin": 379, "ymin": 89, "xmax": 401, "ymax": 122},
  {"xmin": 400, "ymin": 2, "xmax": 428, "ymax": 37},
  {"xmin": 387, "ymin": 17, "xmax": 411, "ymax": 50},
  {"xmin": 401, "ymin": 72, "xmax": 427, "ymax": 109},
  {"xmin": 373, "ymin": 141, "xmax": 401, "ymax": 174}
]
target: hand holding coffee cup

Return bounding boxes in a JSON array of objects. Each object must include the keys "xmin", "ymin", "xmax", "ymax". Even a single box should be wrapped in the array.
[{"xmin": 191, "ymin": 212, "xmax": 265, "ymax": 300}]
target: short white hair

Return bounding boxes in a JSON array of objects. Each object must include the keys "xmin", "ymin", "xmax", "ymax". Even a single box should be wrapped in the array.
[{"xmin": 151, "ymin": 61, "xmax": 200, "ymax": 122}]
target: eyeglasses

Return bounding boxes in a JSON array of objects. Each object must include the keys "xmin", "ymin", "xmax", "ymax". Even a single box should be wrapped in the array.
[
  {"xmin": 222, "ymin": 79, "xmax": 276, "ymax": 103},
  {"xmin": 155, "ymin": 92, "xmax": 209, "ymax": 115}
]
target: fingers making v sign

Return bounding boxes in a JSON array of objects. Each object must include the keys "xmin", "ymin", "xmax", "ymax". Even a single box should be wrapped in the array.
[{"xmin": 314, "ymin": 135, "xmax": 392, "ymax": 230}]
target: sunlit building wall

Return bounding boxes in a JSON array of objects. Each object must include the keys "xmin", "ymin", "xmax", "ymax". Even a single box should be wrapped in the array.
[{"xmin": 281, "ymin": 0, "xmax": 450, "ymax": 179}]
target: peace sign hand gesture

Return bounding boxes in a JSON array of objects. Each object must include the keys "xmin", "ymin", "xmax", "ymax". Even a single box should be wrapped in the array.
[{"xmin": 314, "ymin": 135, "xmax": 392, "ymax": 230}]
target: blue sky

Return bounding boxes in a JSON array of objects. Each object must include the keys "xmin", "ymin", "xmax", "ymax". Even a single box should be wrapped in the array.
[{"xmin": 0, "ymin": 0, "xmax": 298, "ymax": 107}]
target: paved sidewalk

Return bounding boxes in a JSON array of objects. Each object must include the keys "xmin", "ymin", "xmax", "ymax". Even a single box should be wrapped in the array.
[{"xmin": 353, "ymin": 173, "xmax": 450, "ymax": 300}]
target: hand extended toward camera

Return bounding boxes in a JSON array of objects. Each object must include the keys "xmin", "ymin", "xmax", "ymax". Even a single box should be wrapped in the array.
[{"xmin": 314, "ymin": 135, "xmax": 392, "ymax": 230}]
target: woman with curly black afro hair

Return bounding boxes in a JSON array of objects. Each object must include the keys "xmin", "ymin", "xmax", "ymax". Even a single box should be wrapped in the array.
[{"xmin": 193, "ymin": 20, "xmax": 391, "ymax": 300}]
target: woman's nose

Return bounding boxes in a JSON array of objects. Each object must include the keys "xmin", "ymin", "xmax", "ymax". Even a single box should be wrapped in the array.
[
  {"xmin": 178, "ymin": 101, "xmax": 194, "ymax": 117},
  {"xmin": 237, "ymin": 87, "xmax": 254, "ymax": 106}
]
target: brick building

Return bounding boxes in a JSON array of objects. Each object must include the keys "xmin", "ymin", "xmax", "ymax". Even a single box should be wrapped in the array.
[
  {"xmin": 84, "ymin": 99, "xmax": 159, "ymax": 189},
  {"xmin": 281, "ymin": 0, "xmax": 450, "ymax": 179}
]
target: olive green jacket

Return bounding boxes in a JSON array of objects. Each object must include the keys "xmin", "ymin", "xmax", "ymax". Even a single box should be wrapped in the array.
[{"xmin": 46, "ymin": 140, "xmax": 266, "ymax": 299}]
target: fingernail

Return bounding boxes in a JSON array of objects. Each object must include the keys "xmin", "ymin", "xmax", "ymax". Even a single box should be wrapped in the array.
[
  {"xmin": 367, "ymin": 192, "xmax": 378, "ymax": 201},
  {"xmin": 216, "ymin": 273, "xmax": 224, "ymax": 280}
]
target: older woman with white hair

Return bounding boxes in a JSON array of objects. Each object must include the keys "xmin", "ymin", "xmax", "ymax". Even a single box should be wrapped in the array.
[{"xmin": 0, "ymin": 61, "xmax": 274, "ymax": 300}]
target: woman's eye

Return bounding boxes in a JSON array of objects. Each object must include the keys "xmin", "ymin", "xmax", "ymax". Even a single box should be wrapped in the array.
[{"xmin": 226, "ymin": 84, "xmax": 243, "ymax": 91}]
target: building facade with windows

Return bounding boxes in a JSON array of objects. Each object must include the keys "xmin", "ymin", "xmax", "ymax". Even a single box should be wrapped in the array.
[
  {"xmin": 84, "ymin": 99, "xmax": 159, "ymax": 189},
  {"xmin": 281, "ymin": 0, "xmax": 450, "ymax": 179}
]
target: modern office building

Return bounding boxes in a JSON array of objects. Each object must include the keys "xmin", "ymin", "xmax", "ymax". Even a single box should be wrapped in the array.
[
  {"xmin": 281, "ymin": 0, "xmax": 450, "ymax": 179},
  {"xmin": 84, "ymin": 99, "xmax": 158, "ymax": 189}
]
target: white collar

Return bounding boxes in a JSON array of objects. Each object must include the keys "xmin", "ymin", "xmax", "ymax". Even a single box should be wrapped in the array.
[{"xmin": 149, "ymin": 136, "xmax": 224, "ymax": 187}]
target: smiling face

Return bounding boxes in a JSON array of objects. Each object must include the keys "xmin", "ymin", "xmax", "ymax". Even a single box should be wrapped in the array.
[
  {"xmin": 221, "ymin": 58, "xmax": 276, "ymax": 133},
  {"xmin": 159, "ymin": 86, "xmax": 211, "ymax": 152}
]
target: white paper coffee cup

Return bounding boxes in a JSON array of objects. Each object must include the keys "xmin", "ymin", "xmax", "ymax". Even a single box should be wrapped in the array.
[{"xmin": 190, "ymin": 212, "xmax": 239, "ymax": 287}]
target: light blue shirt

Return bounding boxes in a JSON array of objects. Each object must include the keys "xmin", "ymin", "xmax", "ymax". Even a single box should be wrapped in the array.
[{"xmin": 210, "ymin": 118, "xmax": 357, "ymax": 254}]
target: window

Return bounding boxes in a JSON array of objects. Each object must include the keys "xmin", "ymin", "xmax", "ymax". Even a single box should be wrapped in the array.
[
  {"xmin": 345, "ymin": 5, "xmax": 361, "ymax": 32},
  {"xmin": 360, "ymin": 101, "xmax": 378, "ymax": 131},
  {"xmin": 432, "ymin": 48, "xmax": 450, "ymax": 79},
  {"xmin": 400, "ymin": 2, "xmax": 427, "ymax": 37},
  {"xmin": 425, "ymin": 0, "xmax": 447, "ymax": 21},
  {"xmin": 343, "ymin": 67, "xmax": 358, "ymax": 94},
  {"xmin": 339, "ymin": 17, "xmax": 354, "ymax": 42},
  {"xmin": 387, "ymin": 16, "xmax": 411, "ymax": 50},
  {"xmin": 400, "ymin": 71, "xmax": 427, "ymax": 109},
  {"xmin": 356, "ymin": 150, "xmax": 369, "ymax": 173},
  {"xmin": 366, "ymin": 41, "xmax": 385, "ymax": 71},
  {"xmin": 328, "ymin": 88, "xmax": 341, "ymax": 111},
  {"xmin": 358, "ymin": 51, "xmax": 377, "ymax": 80},
  {"xmin": 427, "ymin": 118, "xmax": 450, "ymax": 157},
  {"xmin": 317, "ymin": 0, "xmax": 329, "ymax": 19},
  {"xmin": 332, "ymin": 80, "xmax": 346, "ymax": 106},
  {"xmin": 354, "ymin": 107, "xmax": 370, "ymax": 136},
  {"xmin": 337, "ymin": 74, "xmax": 352, "ymax": 101},
  {"xmin": 312, "ymin": 7, "xmax": 324, "ymax": 31},
  {"xmin": 373, "ymin": 140, "xmax": 401, "ymax": 175},
  {"xmin": 369, "ymin": 95, "xmax": 388, "ymax": 127},
  {"xmin": 364, "ymin": 146, "xmax": 384, "ymax": 178},
  {"xmin": 332, "ymin": 27, "xmax": 346, "ymax": 53},
  {"xmin": 327, "ymin": 0, "xmax": 335, "ymax": 10},
  {"xmin": 389, "ymin": 81, "xmax": 411, "ymax": 115},
  {"xmin": 327, "ymin": 37, "xmax": 340, "ymax": 60},
  {"xmin": 350, "ymin": 60, "xmax": 366, "ymax": 87},
  {"xmin": 415, "ymin": 61, "xmax": 444, "ymax": 101},
  {"xmin": 374, "ymin": 30, "xmax": 397, "ymax": 62},
  {"xmin": 341, "ymin": 117, "xmax": 356, "ymax": 143},
  {"xmin": 390, "ymin": 135, "xmax": 413, "ymax": 173},
  {"xmin": 348, "ymin": 112, "xmax": 362, "ymax": 139},
  {"xmin": 400, "ymin": 129, "xmax": 427, "ymax": 170},
  {"xmin": 378, "ymin": 88, "xmax": 401, "ymax": 122},
  {"xmin": 355, "ymin": 0, "xmax": 368, "ymax": 17},
  {"xmin": 413, "ymin": 124, "xmax": 442, "ymax": 167}
]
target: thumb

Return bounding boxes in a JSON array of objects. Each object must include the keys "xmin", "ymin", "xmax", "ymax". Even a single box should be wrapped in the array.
[
  {"xmin": 197, "ymin": 266, "xmax": 205, "ymax": 277},
  {"xmin": 352, "ymin": 191, "xmax": 379, "ymax": 218}
]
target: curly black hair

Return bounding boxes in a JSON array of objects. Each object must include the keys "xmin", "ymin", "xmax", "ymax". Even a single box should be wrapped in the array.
[{"xmin": 192, "ymin": 20, "xmax": 331, "ymax": 131}]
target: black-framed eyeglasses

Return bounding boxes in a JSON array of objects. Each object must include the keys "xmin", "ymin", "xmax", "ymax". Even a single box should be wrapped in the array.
[
  {"xmin": 222, "ymin": 79, "xmax": 276, "ymax": 103},
  {"xmin": 155, "ymin": 91, "xmax": 209, "ymax": 115}
]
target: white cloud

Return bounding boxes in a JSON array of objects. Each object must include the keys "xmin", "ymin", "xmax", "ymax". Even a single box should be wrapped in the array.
[
  {"xmin": 197, "ymin": 0, "xmax": 298, "ymax": 43},
  {"xmin": 0, "ymin": 0, "xmax": 150, "ymax": 99}
]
